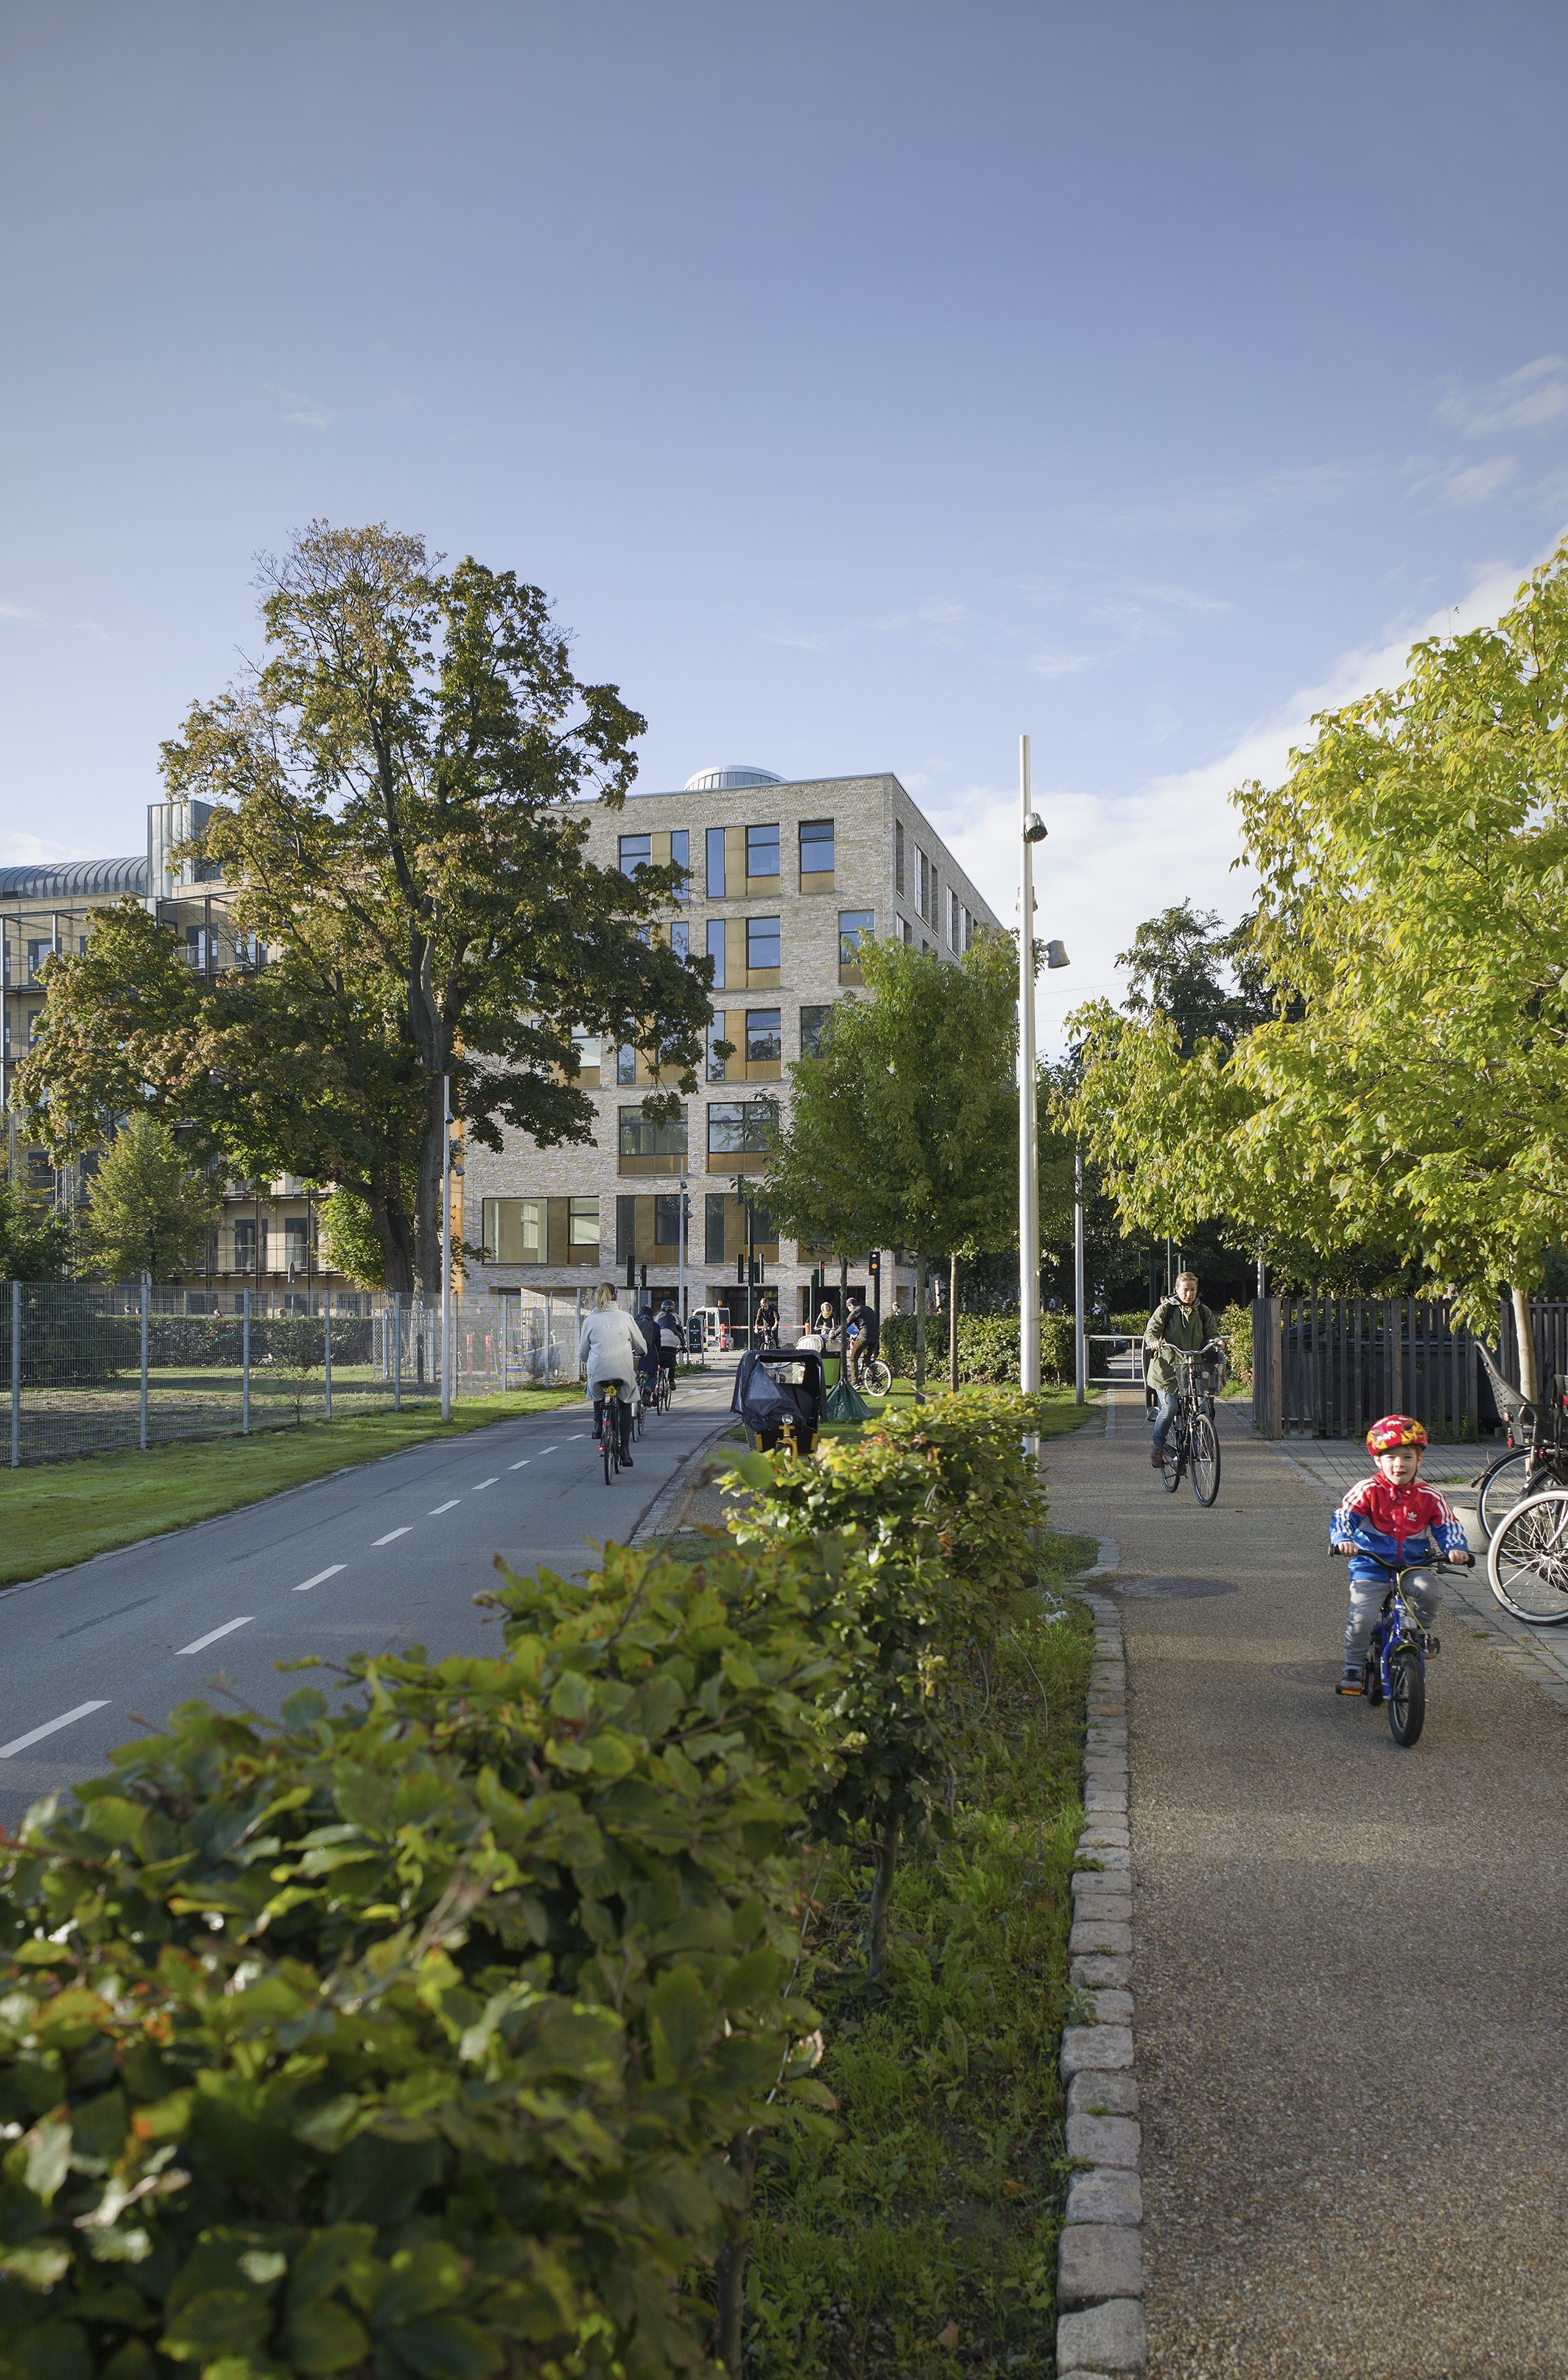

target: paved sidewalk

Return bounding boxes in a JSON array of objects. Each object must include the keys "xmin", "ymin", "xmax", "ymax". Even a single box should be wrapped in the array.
[{"xmin": 1042, "ymin": 1388, "xmax": 1568, "ymax": 2377}]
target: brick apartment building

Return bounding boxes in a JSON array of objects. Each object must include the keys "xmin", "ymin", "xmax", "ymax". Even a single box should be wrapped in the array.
[{"xmin": 468, "ymin": 764, "xmax": 1000, "ymax": 1331}]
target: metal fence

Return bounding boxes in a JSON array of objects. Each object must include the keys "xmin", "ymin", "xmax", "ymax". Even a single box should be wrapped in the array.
[{"xmin": 3, "ymin": 1281, "xmax": 593, "ymax": 1467}]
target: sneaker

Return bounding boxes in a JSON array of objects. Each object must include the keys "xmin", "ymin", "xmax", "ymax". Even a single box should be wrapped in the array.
[
  {"xmin": 1335, "ymin": 1665, "xmax": 1364, "ymax": 1696},
  {"xmin": 622, "ymin": 1451, "xmax": 633, "ymax": 1467},
  {"xmin": 1150, "ymin": 1443, "xmax": 1165, "ymax": 1469}
]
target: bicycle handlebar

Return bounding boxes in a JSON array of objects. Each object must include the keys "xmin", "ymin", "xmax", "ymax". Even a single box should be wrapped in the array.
[{"xmin": 1330, "ymin": 1543, "xmax": 1474, "ymax": 1569}]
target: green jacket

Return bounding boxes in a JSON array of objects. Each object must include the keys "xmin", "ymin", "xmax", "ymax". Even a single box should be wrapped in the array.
[{"xmin": 1144, "ymin": 1296, "xmax": 1225, "ymax": 1393}]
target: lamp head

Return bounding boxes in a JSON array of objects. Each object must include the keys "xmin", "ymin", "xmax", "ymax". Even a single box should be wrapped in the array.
[
  {"xmin": 1024, "ymin": 811, "xmax": 1047, "ymax": 844},
  {"xmin": 1045, "ymin": 940, "xmax": 1070, "ymax": 969}
]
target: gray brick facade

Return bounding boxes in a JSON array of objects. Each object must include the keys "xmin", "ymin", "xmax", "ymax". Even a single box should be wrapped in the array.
[{"xmin": 466, "ymin": 770, "xmax": 1001, "ymax": 1328}]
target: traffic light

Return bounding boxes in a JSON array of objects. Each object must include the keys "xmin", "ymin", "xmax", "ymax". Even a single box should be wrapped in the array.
[{"xmin": 640, "ymin": 1264, "xmax": 648, "ymax": 1289}]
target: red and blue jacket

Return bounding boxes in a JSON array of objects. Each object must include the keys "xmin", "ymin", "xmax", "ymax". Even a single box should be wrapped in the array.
[{"xmin": 1332, "ymin": 1474, "xmax": 1468, "ymax": 1582}]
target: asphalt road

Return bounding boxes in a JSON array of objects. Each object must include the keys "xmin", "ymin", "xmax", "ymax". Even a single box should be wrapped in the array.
[
  {"xmin": 0, "ymin": 1365, "xmax": 736, "ymax": 1829},
  {"xmin": 1044, "ymin": 1384, "xmax": 1568, "ymax": 2377}
]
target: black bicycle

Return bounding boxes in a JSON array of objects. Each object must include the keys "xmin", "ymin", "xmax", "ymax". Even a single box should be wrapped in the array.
[
  {"xmin": 1159, "ymin": 1343, "xmax": 1225, "ymax": 1507},
  {"xmin": 600, "ymin": 1381, "xmax": 627, "ymax": 1485},
  {"xmin": 1475, "ymin": 1359, "xmax": 1568, "ymax": 1535}
]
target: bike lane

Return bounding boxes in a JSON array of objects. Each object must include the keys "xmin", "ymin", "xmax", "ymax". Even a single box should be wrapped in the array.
[{"xmin": 1042, "ymin": 1381, "xmax": 1568, "ymax": 2376}]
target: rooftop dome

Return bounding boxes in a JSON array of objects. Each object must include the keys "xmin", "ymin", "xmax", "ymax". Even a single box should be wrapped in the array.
[
  {"xmin": 0, "ymin": 856, "xmax": 149, "ymax": 900},
  {"xmin": 682, "ymin": 764, "xmax": 783, "ymax": 792}
]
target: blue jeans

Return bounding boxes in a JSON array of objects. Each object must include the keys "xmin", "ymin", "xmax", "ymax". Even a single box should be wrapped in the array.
[{"xmin": 1150, "ymin": 1387, "xmax": 1179, "ymax": 1448}]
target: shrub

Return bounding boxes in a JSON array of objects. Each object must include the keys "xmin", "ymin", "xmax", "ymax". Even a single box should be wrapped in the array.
[
  {"xmin": 725, "ymin": 1390, "xmax": 1052, "ymax": 1984},
  {"xmin": 15, "ymin": 1285, "xmax": 135, "ymax": 1387},
  {"xmin": 1220, "ymin": 1299, "xmax": 1254, "ymax": 1390},
  {"xmin": 0, "ymin": 1541, "xmax": 845, "ymax": 2380}
]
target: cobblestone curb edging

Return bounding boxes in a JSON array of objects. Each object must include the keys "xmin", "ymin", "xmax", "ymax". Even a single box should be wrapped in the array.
[
  {"xmin": 627, "ymin": 1416, "xmax": 741, "ymax": 1546},
  {"xmin": 1056, "ymin": 1584, "xmax": 1147, "ymax": 2379}
]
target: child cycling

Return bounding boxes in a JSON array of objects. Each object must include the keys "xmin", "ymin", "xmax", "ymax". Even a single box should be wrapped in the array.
[{"xmin": 1330, "ymin": 1414, "xmax": 1469, "ymax": 1694}]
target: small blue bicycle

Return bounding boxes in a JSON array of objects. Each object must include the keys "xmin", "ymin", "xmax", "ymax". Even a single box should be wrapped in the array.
[{"xmin": 1332, "ymin": 1546, "xmax": 1474, "ymax": 1747}]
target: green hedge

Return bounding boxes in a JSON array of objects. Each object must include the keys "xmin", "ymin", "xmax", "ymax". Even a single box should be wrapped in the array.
[
  {"xmin": 879, "ymin": 1311, "xmax": 1137, "ymax": 1388},
  {"xmin": 0, "ymin": 1393, "xmax": 1070, "ymax": 2380},
  {"xmin": 141, "ymin": 1314, "xmax": 376, "ymax": 1369}
]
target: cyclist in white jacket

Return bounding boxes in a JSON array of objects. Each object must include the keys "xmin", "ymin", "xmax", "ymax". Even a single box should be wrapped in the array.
[{"xmin": 578, "ymin": 1284, "xmax": 647, "ymax": 1465}]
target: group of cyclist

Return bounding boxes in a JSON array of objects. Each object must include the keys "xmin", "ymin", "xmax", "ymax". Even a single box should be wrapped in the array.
[
  {"xmin": 575, "ymin": 1282, "xmax": 683, "ymax": 1465},
  {"xmin": 1143, "ymin": 1268, "xmax": 1470, "ymax": 1696}
]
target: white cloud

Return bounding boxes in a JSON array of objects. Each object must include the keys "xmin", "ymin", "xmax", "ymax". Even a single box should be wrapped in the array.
[
  {"xmin": 0, "ymin": 830, "xmax": 90, "ymax": 867},
  {"xmin": 1410, "ymin": 454, "xmax": 1518, "ymax": 507},
  {"xmin": 1104, "ymin": 462, "xmax": 1362, "ymax": 537},
  {"xmin": 1438, "ymin": 356, "xmax": 1568, "ymax": 437},
  {"xmin": 922, "ymin": 555, "xmax": 1536, "ymax": 1057},
  {"xmin": 0, "ymin": 600, "xmax": 43, "ymax": 624},
  {"xmin": 264, "ymin": 383, "xmax": 337, "ymax": 429}
]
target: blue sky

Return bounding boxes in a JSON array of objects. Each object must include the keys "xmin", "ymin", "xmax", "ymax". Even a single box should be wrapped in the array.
[{"xmin": 4, "ymin": 1, "xmax": 1567, "ymax": 1035}]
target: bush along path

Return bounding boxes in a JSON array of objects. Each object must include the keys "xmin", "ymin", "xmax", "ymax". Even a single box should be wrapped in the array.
[{"xmin": 0, "ymin": 1388, "xmax": 1094, "ymax": 2380}]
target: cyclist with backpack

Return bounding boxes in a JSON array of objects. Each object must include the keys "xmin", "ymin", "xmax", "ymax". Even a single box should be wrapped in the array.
[
  {"xmin": 655, "ymin": 1300, "xmax": 683, "ymax": 1398},
  {"xmin": 1144, "ymin": 1272, "xmax": 1226, "ymax": 1471}
]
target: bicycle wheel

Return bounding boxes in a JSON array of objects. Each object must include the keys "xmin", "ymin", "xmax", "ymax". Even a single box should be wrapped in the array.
[
  {"xmin": 865, "ymin": 1357, "xmax": 892, "ymax": 1398},
  {"xmin": 1387, "ymin": 1649, "xmax": 1425, "ymax": 1747},
  {"xmin": 1160, "ymin": 1427, "xmax": 1182, "ymax": 1492},
  {"xmin": 1477, "ymin": 1448, "xmax": 1553, "ymax": 1537},
  {"xmin": 1189, "ymin": 1415, "xmax": 1221, "ymax": 1506},
  {"xmin": 1488, "ymin": 1488, "xmax": 1568, "ymax": 1622}
]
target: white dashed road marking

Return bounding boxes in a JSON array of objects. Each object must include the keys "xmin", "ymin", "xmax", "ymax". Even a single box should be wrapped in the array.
[
  {"xmin": 295, "ymin": 1566, "xmax": 345, "ymax": 1593},
  {"xmin": 177, "ymin": 1616, "xmax": 253, "ymax": 1657},
  {"xmin": 0, "ymin": 1702, "xmax": 110, "ymax": 1758},
  {"xmin": 473, "ymin": 1478, "xmax": 499, "ymax": 1491},
  {"xmin": 429, "ymin": 1500, "xmax": 460, "ymax": 1514},
  {"xmin": 373, "ymin": 1528, "xmax": 412, "ymax": 1546},
  {"xmin": 509, "ymin": 1461, "xmax": 530, "ymax": 1471}
]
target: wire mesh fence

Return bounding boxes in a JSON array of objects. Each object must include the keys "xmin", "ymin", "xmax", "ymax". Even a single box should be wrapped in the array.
[{"xmin": 2, "ymin": 1282, "xmax": 593, "ymax": 1466}]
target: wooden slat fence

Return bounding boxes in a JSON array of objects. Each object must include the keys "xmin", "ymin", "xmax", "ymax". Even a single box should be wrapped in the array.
[
  {"xmin": 1252, "ymin": 1296, "xmax": 1477, "ymax": 1441},
  {"xmin": 1496, "ymin": 1300, "xmax": 1568, "ymax": 1401}
]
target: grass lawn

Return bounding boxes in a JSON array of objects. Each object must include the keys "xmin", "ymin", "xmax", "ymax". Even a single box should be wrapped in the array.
[
  {"xmin": 748, "ymin": 1525, "xmax": 1098, "ymax": 2379},
  {"xmin": 0, "ymin": 1390, "xmax": 580, "ymax": 1588}
]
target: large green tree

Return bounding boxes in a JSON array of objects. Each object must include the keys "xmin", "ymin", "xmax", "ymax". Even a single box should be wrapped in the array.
[
  {"xmin": 762, "ymin": 933, "xmax": 1019, "ymax": 1388},
  {"xmin": 80, "ymin": 1114, "xmax": 219, "ymax": 1283},
  {"xmin": 1069, "ymin": 538, "xmax": 1568, "ymax": 1398},
  {"xmin": 18, "ymin": 523, "xmax": 712, "ymax": 1291}
]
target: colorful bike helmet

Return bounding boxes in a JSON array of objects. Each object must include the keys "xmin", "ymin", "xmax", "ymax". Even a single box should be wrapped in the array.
[{"xmin": 1365, "ymin": 1413, "xmax": 1427, "ymax": 1454}]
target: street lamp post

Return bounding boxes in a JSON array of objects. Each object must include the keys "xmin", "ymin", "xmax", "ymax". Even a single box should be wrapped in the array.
[
  {"xmin": 1019, "ymin": 736, "xmax": 1042, "ymax": 1398},
  {"xmin": 440, "ymin": 1074, "xmax": 452, "ymax": 1423},
  {"xmin": 1074, "ymin": 1144, "xmax": 1087, "ymax": 1405}
]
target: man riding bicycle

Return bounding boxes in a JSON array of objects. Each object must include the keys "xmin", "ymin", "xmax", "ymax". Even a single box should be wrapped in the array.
[
  {"xmin": 1144, "ymin": 1272, "xmax": 1225, "ymax": 1470},
  {"xmin": 843, "ymin": 1290, "xmax": 879, "ymax": 1387},
  {"xmin": 655, "ymin": 1300, "xmax": 683, "ymax": 1396}
]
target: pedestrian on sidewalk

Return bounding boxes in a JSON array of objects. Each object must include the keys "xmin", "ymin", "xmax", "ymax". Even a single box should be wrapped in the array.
[{"xmin": 1144, "ymin": 1272, "xmax": 1225, "ymax": 1468}]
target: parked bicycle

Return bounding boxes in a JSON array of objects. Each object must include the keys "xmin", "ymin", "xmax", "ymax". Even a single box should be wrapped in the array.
[
  {"xmin": 1474, "ymin": 1357, "xmax": 1568, "ymax": 1535},
  {"xmin": 1332, "ymin": 1544, "xmax": 1472, "ymax": 1745},
  {"xmin": 1486, "ymin": 1485, "xmax": 1568, "ymax": 1624},
  {"xmin": 1159, "ymin": 1342, "xmax": 1225, "ymax": 1506}
]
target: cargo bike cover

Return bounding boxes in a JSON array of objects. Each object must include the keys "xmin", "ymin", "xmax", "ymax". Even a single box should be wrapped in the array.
[{"xmin": 732, "ymin": 1347, "xmax": 827, "ymax": 1454}]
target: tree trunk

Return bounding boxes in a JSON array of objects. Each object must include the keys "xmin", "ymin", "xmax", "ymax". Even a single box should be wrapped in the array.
[
  {"xmin": 868, "ymin": 1812, "xmax": 901, "ymax": 1989},
  {"xmin": 369, "ymin": 1189, "xmax": 418, "ymax": 1294},
  {"xmin": 415, "ymin": 1076, "xmax": 446, "ymax": 1292},
  {"xmin": 1513, "ymin": 1282, "xmax": 1541, "ymax": 1406},
  {"xmin": 949, "ymin": 1250, "xmax": 959, "ymax": 1393},
  {"xmin": 914, "ymin": 1253, "xmax": 927, "ymax": 1394},
  {"xmin": 714, "ymin": 2127, "xmax": 761, "ymax": 2376}
]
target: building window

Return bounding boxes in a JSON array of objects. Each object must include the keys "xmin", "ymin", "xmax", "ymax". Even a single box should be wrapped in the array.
[
  {"xmin": 619, "ymin": 833, "xmax": 652, "ymax": 876},
  {"xmin": 567, "ymin": 1197, "xmax": 600, "ymax": 1253},
  {"xmin": 670, "ymin": 918, "xmax": 690, "ymax": 960},
  {"xmin": 705, "ymin": 1189, "xmax": 778, "ymax": 1266},
  {"xmin": 900, "ymin": 918, "xmax": 913, "ymax": 946},
  {"xmin": 798, "ymin": 818, "xmax": 834, "ymax": 886},
  {"xmin": 895, "ymin": 820, "xmax": 905, "ymax": 894},
  {"xmin": 707, "ymin": 1097, "xmax": 778, "ymax": 1170},
  {"xmin": 800, "ymin": 1004, "xmax": 834, "ymax": 1056},
  {"xmin": 619, "ymin": 1106, "xmax": 689, "ymax": 1175},
  {"xmin": 704, "ymin": 1191, "xmax": 728, "ymax": 1264},
  {"xmin": 27, "ymin": 939, "xmax": 57, "ymax": 982},
  {"xmin": 483, "ymin": 1197, "xmax": 545, "ymax": 1263},
  {"xmin": 571, "ymin": 1027, "xmax": 602, "ymax": 1086},
  {"xmin": 669, "ymin": 828, "xmax": 690, "ymax": 900},
  {"xmin": 839, "ymin": 909, "xmax": 873, "ymax": 985},
  {"xmin": 706, "ymin": 1017, "xmax": 731, "ymax": 1082},
  {"xmin": 284, "ymin": 1216, "xmax": 309, "ymax": 1273},
  {"xmin": 707, "ymin": 916, "xmax": 727, "ymax": 987},
  {"xmin": 617, "ymin": 1043, "xmax": 638, "ymax": 1085},
  {"xmin": 654, "ymin": 1191, "xmax": 684, "ymax": 1249},
  {"xmin": 745, "ymin": 915, "xmax": 781, "ymax": 982},
  {"xmin": 233, "ymin": 1217, "xmax": 266, "ymax": 1275},
  {"xmin": 27, "ymin": 1009, "xmax": 43, "ymax": 1044},
  {"xmin": 706, "ymin": 825, "xmax": 727, "ymax": 898},
  {"xmin": 746, "ymin": 823, "xmax": 780, "ymax": 883},
  {"xmin": 745, "ymin": 1009, "xmax": 782, "ymax": 1074}
]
